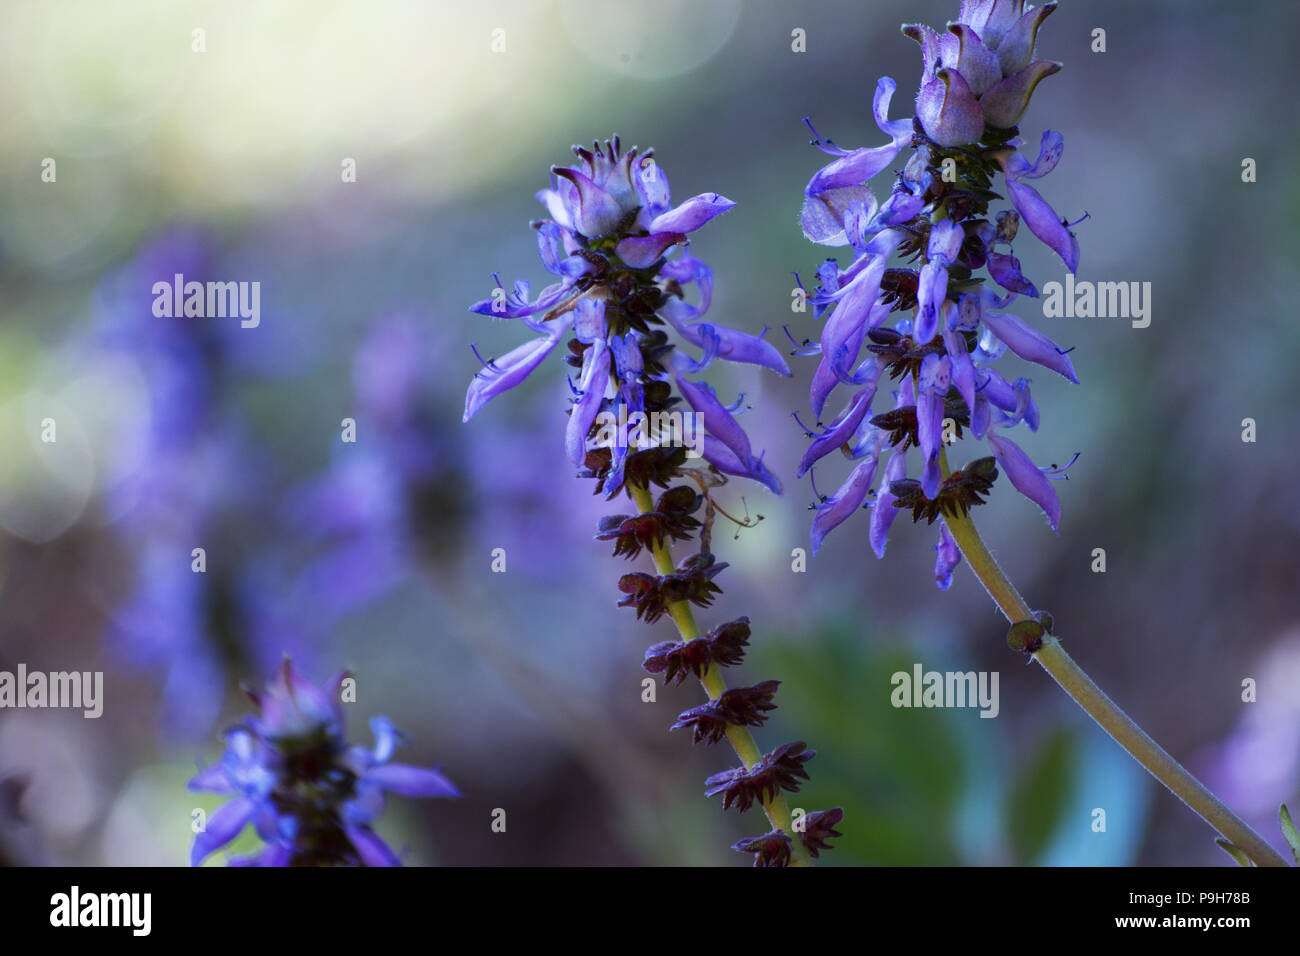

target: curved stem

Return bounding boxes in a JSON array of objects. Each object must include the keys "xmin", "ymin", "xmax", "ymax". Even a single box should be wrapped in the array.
[
  {"xmin": 938, "ymin": 449, "xmax": 1288, "ymax": 867},
  {"xmin": 629, "ymin": 483, "xmax": 813, "ymax": 867}
]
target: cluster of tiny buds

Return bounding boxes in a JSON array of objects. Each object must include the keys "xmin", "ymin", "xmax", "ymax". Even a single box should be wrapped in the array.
[{"xmin": 596, "ymin": 450, "xmax": 842, "ymax": 866}]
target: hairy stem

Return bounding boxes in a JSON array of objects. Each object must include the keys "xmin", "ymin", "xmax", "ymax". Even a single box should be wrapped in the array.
[
  {"xmin": 629, "ymin": 482, "xmax": 812, "ymax": 866},
  {"xmin": 938, "ymin": 449, "xmax": 1288, "ymax": 867}
]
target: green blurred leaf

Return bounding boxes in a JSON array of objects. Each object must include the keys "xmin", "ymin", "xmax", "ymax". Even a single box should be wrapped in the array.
[
  {"xmin": 1214, "ymin": 838, "xmax": 1255, "ymax": 868},
  {"xmin": 1004, "ymin": 728, "xmax": 1076, "ymax": 864},
  {"xmin": 755, "ymin": 625, "xmax": 972, "ymax": 865},
  {"xmin": 1279, "ymin": 804, "xmax": 1300, "ymax": 865}
]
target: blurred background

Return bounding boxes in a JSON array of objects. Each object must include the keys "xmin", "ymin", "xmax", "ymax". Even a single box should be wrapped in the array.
[{"xmin": 1, "ymin": 0, "xmax": 1297, "ymax": 866}]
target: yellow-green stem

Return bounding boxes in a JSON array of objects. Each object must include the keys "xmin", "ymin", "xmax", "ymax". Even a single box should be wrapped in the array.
[
  {"xmin": 630, "ymin": 483, "xmax": 812, "ymax": 866},
  {"xmin": 938, "ymin": 448, "xmax": 1288, "ymax": 866}
]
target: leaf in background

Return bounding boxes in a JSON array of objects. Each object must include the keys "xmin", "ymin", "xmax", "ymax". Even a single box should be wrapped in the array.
[
  {"xmin": 1280, "ymin": 804, "xmax": 1299, "ymax": 865},
  {"xmin": 754, "ymin": 624, "xmax": 975, "ymax": 865},
  {"xmin": 1214, "ymin": 838, "xmax": 1255, "ymax": 868},
  {"xmin": 1004, "ymin": 727, "xmax": 1076, "ymax": 864}
]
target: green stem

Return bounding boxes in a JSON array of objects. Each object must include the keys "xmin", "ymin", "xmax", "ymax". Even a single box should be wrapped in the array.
[
  {"xmin": 938, "ymin": 448, "xmax": 1288, "ymax": 866},
  {"xmin": 629, "ymin": 482, "xmax": 813, "ymax": 867}
]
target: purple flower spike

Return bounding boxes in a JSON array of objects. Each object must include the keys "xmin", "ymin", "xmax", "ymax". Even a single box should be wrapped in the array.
[
  {"xmin": 476, "ymin": 138, "xmax": 839, "ymax": 864},
  {"xmin": 795, "ymin": 0, "xmax": 1079, "ymax": 565}
]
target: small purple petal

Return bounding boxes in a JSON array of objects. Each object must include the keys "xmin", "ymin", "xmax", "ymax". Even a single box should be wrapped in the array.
[
  {"xmin": 811, "ymin": 456, "xmax": 878, "ymax": 554},
  {"xmin": 615, "ymin": 233, "xmax": 684, "ymax": 268},
  {"xmin": 191, "ymin": 797, "xmax": 254, "ymax": 867},
  {"xmin": 871, "ymin": 76, "xmax": 913, "ymax": 140},
  {"xmin": 916, "ymin": 67, "xmax": 985, "ymax": 147},
  {"xmin": 677, "ymin": 377, "xmax": 754, "ymax": 468},
  {"xmin": 933, "ymin": 524, "xmax": 963, "ymax": 590},
  {"xmin": 946, "ymin": 23, "xmax": 1001, "ymax": 95},
  {"xmin": 987, "ymin": 250, "xmax": 1038, "ymax": 297},
  {"xmin": 979, "ymin": 306, "xmax": 1078, "ymax": 382},
  {"xmin": 188, "ymin": 762, "xmax": 234, "ymax": 794},
  {"xmin": 798, "ymin": 386, "xmax": 876, "ymax": 477},
  {"xmin": 648, "ymin": 193, "xmax": 735, "ymax": 234},
  {"xmin": 944, "ymin": 326, "xmax": 977, "ymax": 413},
  {"xmin": 979, "ymin": 60, "xmax": 1061, "ymax": 129},
  {"xmin": 1005, "ymin": 178, "xmax": 1079, "ymax": 273},
  {"xmin": 700, "ymin": 437, "xmax": 782, "ymax": 495},
  {"xmin": 566, "ymin": 341, "xmax": 610, "ymax": 467},
  {"xmin": 801, "ymin": 185, "xmax": 877, "ymax": 245},
  {"xmin": 869, "ymin": 450, "xmax": 908, "ymax": 558},
  {"xmin": 996, "ymin": 2, "xmax": 1058, "ymax": 77},
  {"xmin": 346, "ymin": 826, "xmax": 402, "ymax": 867},
  {"xmin": 1010, "ymin": 129, "xmax": 1065, "ymax": 180},
  {"xmin": 552, "ymin": 166, "xmax": 623, "ymax": 237},
  {"xmin": 537, "ymin": 222, "xmax": 568, "ymax": 275},
  {"xmin": 665, "ymin": 314, "xmax": 791, "ymax": 376},
  {"xmin": 915, "ymin": 261, "xmax": 949, "ymax": 343},
  {"xmin": 462, "ymin": 320, "xmax": 570, "ymax": 422},
  {"xmin": 468, "ymin": 279, "xmax": 569, "ymax": 320},
  {"xmin": 368, "ymin": 715, "xmax": 401, "ymax": 766},
  {"xmin": 962, "ymin": 0, "xmax": 1023, "ymax": 48},
  {"xmin": 574, "ymin": 296, "xmax": 606, "ymax": 344},
  {"xmin": 807, "ymin": 144, "xmax": 906, "ymax": 196},
  {"xmin": 987, "ymin": 431, "xmax": 1061, "ymax": 532},
  {"xmin": 364, "ymin": 763, "xmax": 461, "ymax": 799},
  {"xmin": 809, "ymin": 355, "xmax": 840, "ymax": 421},
  {"xmin": 633, "ymin": 157, "xmax": 671, "ymax": 218},
  {"xmin": 920, "ymin": 454, "xmax": 942, "ymax": 501},
  {"xmin": 821, "ymin": 255, "xmax": 887, "ymax": 370}
]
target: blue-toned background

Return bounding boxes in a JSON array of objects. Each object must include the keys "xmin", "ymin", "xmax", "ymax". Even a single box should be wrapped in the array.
[{"xmin": 1, "ymin": 0, "xmax": 1297, "ymax": 866}]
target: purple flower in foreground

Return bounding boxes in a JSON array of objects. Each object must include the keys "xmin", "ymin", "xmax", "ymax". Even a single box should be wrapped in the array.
[
  {"xmin": 797, "ymin": 0, "xmax": 1081, "ymax": 574},
  {"xmin": 469, "ymin": 139, "xmax": 834, "ymax": 865},
  {"xmin": 188, "ymin": 660, "xmax": 458, "ymax": 866},
  {"xmin": 465, "ymin": 137, "xmax": 789, "ymax": 496}
]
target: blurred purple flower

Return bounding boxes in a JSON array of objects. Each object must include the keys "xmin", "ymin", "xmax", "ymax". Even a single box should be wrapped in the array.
[{"xmin": 189, "ymin": 660, "xmax": 458, "ymax": 867}]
